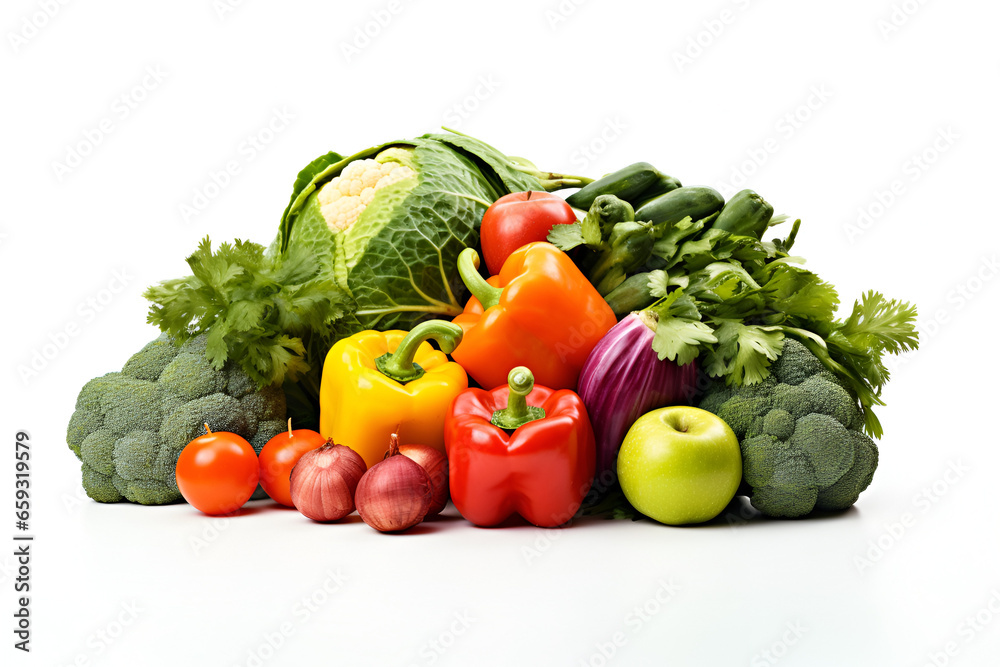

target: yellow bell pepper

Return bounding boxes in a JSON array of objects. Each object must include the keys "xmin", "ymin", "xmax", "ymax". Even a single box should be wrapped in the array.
[{"xmin": 319, "ymin": 320, "xmax": 468, "ymax": 468}]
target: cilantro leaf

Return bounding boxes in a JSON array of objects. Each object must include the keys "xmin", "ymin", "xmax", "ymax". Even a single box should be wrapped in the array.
[
  {"xmin": 651, "ymin": 216, "xmax": 703, "ymax": 261},
  {"xmin": 652, "ymin": 316, "xmax": 717, "ymax": 365},
  {"xmin": 647, "ymin": 291, "xmax": 717, "ymax": 365},
  {"xmin": 710, "ymin": 319, "xmax": 785, "ymax": 385},
  {"xmin": 839, "ymin": 290, "xmax": 920, "ymax": 355},
  {"xmin": 758, "ymin": 262, "xmax": 840, "ymax": 323},
  {"xmin": 647, "ymin": 270, "xmax": 670, "ymax": 298},
  {"xmin": 547, "ymin": 222, "xmax": 586, "ymax": 251},
  {"xmin": 687, "ymin": 261, "xmax": 762, "ymax": 299},
  {"xmin": 145, "ymin": 236, "xmax": 351, "ymax": 393}
]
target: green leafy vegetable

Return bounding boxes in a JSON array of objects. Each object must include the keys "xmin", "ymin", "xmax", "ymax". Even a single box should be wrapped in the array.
[
  {"xmin": 145, "ymin": 238, "xmax": 348, "ymax": 426},
  {"xmin": 547, "ymin": 222, "xmax": 586, "ymax": 251},
  {"xmin": 708, "ymin": 319, "xmax": 784, "ymax": 385},
  {"xmin": 600, "ymin": 203, "xmax": 918, "ymax": 436},
  {"xmin": 647, "ymin": 291, "xmax": 717, "ymax": 365},
  {"xmin": 277, "ymin": 139, "xmax": 490, "ymax": 330},
  {"xmin": 148, "ymin": 131, "xmax": 580, "ymax": 426}
]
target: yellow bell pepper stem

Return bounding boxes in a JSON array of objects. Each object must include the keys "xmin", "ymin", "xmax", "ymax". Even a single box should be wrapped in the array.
[{"xmin": 375, "ymin": 320, "xmax": 464, "ymax": 383}]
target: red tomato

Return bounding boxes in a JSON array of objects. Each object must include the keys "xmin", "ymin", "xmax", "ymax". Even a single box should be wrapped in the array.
[
  {"xmin": 259, "ymin": 426, "xmax": 327, "ymax": 507},
  {"xmin": 175, "ymin": 426, "xmax": 259, "ymax": 515},
  {"xmin": 480, "ymin": 191, "xmax": 577, "ymax": 275}
]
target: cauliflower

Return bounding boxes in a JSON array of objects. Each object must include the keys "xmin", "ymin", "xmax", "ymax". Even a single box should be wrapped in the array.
[
  {"xmin": 698, "ymin": 339, "xmax": 878, "ymax": 518},
  {"xmin": 66, "ymin": 334, "xmax": 286, "ymax": 505},
  {"xmin": 317, "ymin": 150, "xmax": 416, "ymax": 231}
]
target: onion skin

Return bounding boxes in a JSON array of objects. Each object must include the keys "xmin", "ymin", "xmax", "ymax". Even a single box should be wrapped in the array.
[
  {"xmin": 289, "ymin": 442, "xmax": 367, "ymax": 522},
  {"xmin": 397, "ymin": 444, "xmax": 449, "ymax": 516},
  {"xmin": 578, "ymin": 311, "xmax": 700, "ymax": 481},
  {"xmin": 356, "ymin": 456, "xmax": 433, "ymax": 532}
]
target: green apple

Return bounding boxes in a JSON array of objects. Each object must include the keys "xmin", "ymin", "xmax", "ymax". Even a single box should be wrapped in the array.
[{"xmin": 617, "ymin": 406, "xmax": 741, "ymax": 525}]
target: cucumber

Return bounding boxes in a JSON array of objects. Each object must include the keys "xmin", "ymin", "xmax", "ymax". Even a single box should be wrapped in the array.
[
  {"xmin": 632, "ymin": 174, "xmax": 683, "ymax": 209},
  {"xmin": 566, "ymin": 162, "xmax": 662, "ymax": 210},
  {"xmin": 711, "ymin": 189, "xmax": 774, "ymax": 239},
  {"xmin": 635, "ymin": 186, "xmax": 725, "ymax": 227},
  {"xmin": 604, "ymin": 272, "xmax": 658, "ymax": 317}
]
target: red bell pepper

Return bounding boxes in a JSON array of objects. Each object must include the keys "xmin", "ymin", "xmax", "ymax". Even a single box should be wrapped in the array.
[{"xmin": 444, "ymin": 366, "xmax": 596, "ymax": 527}]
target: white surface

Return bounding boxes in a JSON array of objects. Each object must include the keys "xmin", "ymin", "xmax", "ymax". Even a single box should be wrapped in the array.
[{"xmin": 3, "ymin": 1, "xmax": 999, "ymax": 665}]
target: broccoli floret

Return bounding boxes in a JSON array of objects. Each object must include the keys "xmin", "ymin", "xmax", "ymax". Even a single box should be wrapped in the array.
[
  {"xmin": 67, "ymin": 409, "xmax": 104, "ymax": 457},
  {"xmin": 75, "ymin": 373, "xmax": 121, "ymax": 412},
  {"xmin": 121, "ymin": 337, "xmax": 177, "ymax": 380},
  {"xmin": 66, "ymin": 333, "xmax": 287, "ymax": 506},
  {"xmin": 159, "ymin": 394, "xmax": 250, "ymax": 447},
  {"xmin": 80, "ymin": 430, "xmax": 117, "ymax": 476},
  {"xmin": 159, "ymin": 353, "xmax": 226, "ymax": 402},
  {"xmin": 240, "ymin": 386, "xmax": 286, "ymax": 426},
  {"xmin": 81, "ymin": 464, "xmax": 122, "ymax": 503},
  {"xmin": 699, "ymin": 339, "xmax": 879, "ymax": 518}
]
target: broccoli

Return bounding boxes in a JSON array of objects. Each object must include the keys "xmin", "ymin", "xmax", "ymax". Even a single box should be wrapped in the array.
[
  {"xmin": 67, "ymin": 334, "xmax": 286, "ymax": 505},
  {"xmin": 698, "ymin": 339, "xmax": 878, "ymax": 518}
]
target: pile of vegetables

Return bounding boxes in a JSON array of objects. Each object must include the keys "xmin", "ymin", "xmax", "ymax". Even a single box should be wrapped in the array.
[
  {"xmin": 145, "ymin": 132, "xmax": 589, "ymax": 428},
  {"xmin": 548, "ymin": 169, "xmax": 916, "ymax": 440},
  {"xmin": 66, "ymin": 129, "xmax": 918, "ymax": 528}
]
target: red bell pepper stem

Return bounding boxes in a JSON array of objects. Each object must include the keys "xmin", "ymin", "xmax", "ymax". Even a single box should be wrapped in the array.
[
  {"xmin": 491, "ymin": 367, "xmax": 545, "ymax": 430},
  {"xmin": 375, "ymin": 320, "xmax": 464, "ymax": 383},
  {"xmin": 458, "ymin": 248, "xmax": 503, "ymax": 310}
]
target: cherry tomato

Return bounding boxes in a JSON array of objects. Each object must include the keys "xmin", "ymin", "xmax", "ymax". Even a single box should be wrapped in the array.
[
  {"xmin": 480, "ymin": 191, "xmax": 577, "ymax": 275},
  {"xmin": 175, "ymin": 426, "xmax": 259, "ymax": 515},
  {"xmin": 259, "ymin": 425, "xmax": 327, "ymax": 507}
]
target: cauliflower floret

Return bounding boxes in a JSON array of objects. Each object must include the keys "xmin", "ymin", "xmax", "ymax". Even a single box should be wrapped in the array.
[{"xmin": 317, "ymin": 157, "xmax": 415, "ymax": 232}]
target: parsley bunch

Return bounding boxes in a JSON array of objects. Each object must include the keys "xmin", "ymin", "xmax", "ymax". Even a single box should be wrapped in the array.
[
  {"xmin": 144, "ymin": 237, "xmax": 352, "ymax": 427},
  {"xmin": 637, "ymin": 216, "xmax": 917, "ymax": 438}
]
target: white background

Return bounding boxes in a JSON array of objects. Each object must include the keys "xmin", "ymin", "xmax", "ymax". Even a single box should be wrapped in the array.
[{"xmin": 2, "ymin": 1, "xmax": 999, "ymax": 665}]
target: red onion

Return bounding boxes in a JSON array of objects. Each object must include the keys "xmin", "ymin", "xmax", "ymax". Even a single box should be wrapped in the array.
[
  {"xmin": 289, "ymin": 440, "xmax": 368, "ymax": 522},
  {"xmin": 356, "ymin": 436, "xmax": 433, "ymax": 532},
  {"xmin": 578, "ymin": 311, "xmax": 700, "ymax": 483},
  {"xmin": 394, "ymin": 435, "xmax": 449, "ymax": 516}
]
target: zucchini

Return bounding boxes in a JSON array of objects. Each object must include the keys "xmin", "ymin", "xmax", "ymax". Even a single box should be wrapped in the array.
[
  {"xmin": 604, "ymin": 272, "xmax": 658, "ymax": 317},
  {"xmin": 635, "ymin": 186, "xmax": 725, "ymax": 227},
  {"xmin": 566, "ymin": 162, "xmax": 662, "ymax": 210},
  {"xmin": 711, "ymin": 189, "xmax": 774, "ymax": 239},
  {"xmin": 632, "ymin": 174, "xmax": 683, "ymax": 209}
]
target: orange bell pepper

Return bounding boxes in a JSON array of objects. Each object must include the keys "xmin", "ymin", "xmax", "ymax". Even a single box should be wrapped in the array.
[{"xmin": 451, "ymin": 242, "xmax": 617, "ymax": 391}]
